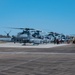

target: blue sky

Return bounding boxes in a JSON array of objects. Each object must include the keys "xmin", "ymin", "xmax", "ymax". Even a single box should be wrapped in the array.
[{"xmin": 0, "ymin": 0, "xmax": 75, "ymax": 35}]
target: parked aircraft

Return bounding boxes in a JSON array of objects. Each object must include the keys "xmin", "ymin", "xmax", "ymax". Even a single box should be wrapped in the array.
[
  {"xmin": 11, "ymin": 28, "xmax": 43, "ymax": 45},
  {"xmin": 0, "ymin": 27, "xmax": 67, "ymax": 45},
  {"xmin": 47, "ymin": 32, "xmax": 66, "ymax": 43}
]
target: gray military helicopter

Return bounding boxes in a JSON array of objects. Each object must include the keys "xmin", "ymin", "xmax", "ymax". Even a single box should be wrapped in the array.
[
  {"xmin": 47, "ymin": 32, "xmax": 66, "ymax": 43},
  {"xmin": 11, "ymin": 27, "xmax": 43, "ymax": 45}
]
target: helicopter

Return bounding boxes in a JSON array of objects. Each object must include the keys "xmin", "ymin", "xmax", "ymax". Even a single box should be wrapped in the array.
[
  {"xmin": 11, "ymin": 27, "xmax": 43, "ymax": 45},
  {"xmin": 46, "ymin": 32, "xmax": 66, "ymax": 43}
]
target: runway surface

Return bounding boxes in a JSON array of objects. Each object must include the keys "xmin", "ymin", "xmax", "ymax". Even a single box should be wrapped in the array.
[
  {"xmin": 0, "ymin": 44, "xmax": 75, "ymax": 75},
  {"xmin": 0, "ymin": 42, "xmax": 67, "ymax": 48}
]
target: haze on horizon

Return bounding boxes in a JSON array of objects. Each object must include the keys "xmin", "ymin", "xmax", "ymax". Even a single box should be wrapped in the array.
[{"xmin": 0, "ymin": 0, "xmax": 75, "ymax": 35}]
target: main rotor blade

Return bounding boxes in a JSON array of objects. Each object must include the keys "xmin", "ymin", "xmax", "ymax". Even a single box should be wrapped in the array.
[{"xmin": 8, "ymin": 27, "xmax": 35, "ymax": 30}]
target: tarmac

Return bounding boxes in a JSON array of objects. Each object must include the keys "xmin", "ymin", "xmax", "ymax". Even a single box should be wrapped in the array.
[
  {"xmin": 0, "ymin": 42, "xmax": 68, "ymax": 48},
  {"xmin": 0, "ymin": 43, "xmax": 75, "ymax": 75}
]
